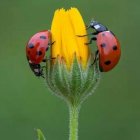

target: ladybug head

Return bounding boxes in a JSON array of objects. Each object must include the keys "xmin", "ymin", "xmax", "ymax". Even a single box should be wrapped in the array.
[
  {"xmin": 89, "ymin": 20, "xmax": 108, "ymax": 32},
  {"xmin": 89, "ymin": 20, "xmax": 99, "ymax": 28}
]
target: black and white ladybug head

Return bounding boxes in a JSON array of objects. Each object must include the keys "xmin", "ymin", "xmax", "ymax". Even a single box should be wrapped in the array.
[
  {"xmin": 90, "ymin": 20, "xmax": 99, "ymax": 27},
  {"xmin": 90, "ymin": 20, "xmax": 108, "ymax": 33},
  {"xmin": 26, "ymin": 56, "xmax": 44, "ymax": 78}
]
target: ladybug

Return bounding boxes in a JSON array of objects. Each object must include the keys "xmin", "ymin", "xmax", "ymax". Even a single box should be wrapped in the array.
[
  {"xmin": 81, "ymin": 20, "xmax": 121, "ymax": 72},
  {"xmin": 26, "ymin": 30, "xmax": 51, "ymax": 64},
  {"xmin": 27, "ymin": 57, "xmax": 45, "ymax": 78},
  {"xmin": 26, "ymin": 30, "xmax": 53, "ymax": 78}
]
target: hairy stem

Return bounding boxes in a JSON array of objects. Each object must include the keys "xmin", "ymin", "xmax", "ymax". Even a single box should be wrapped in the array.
[{"xmin": 69, "ymin": 104, "xmax": 79, "ymax": 140}]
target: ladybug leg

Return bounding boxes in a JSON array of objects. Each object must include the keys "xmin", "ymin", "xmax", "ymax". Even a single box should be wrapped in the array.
[
  {"xmin": 76, "ymin": 32, "xmax": 93, "ymax": 37},
  {"xmin": 42, "ymin": 57, "xmax": 56, "ymax": 62},
  {"xmin": 77, "ymin": 32, "xmax": 98, "ymax": 37},
  {"xmin": 45, "ymin": 57, "xmax": 56, "ymax": 61},
  {"xmin": 41, "ymin": 65, "xmax": 46, "ymax": 69},
  {"xmin": 93, "ymin": 50, "xmax": 99, "ymax": 64},
  {"xmin": 41, "ymin": 75, "xmax": 45, "ymax": 78},
  {"xmin": 86, "ymin": 25, "xmax": 90, "ymax": 30},
  {"xmin": 48, "ymin": 41, "xmax": 55, "ymax": 46},
  {"xmin": 47, "ymin": 41, "xmax": 56, "ymax": 51},
  {"xmin": 85, "ymin": 37, "xmax": 97, "ymax": 45},
  {"xmin": 91, "ymin": 50, "xmax": 99, "ymax": 65},
  {"xmin": 46, "ymin": 47, "xmax": 49, "ymax": 52},
  {"xmin": 51, "ymin": 41, "xmax": 55, "ymax": 45},
  {"xmin": 40, "ymin": 67, "xmax": 45, "ymax": 78},
  {"xmin": 92, "ymin": 32, "xmax": 98, "ymax": 35},
  {"xmin": 42, "ymin": 59, "xmax": 46, "ymax": 62},
  {"xmin": 40, "ymin": 58, "xmax": 55, "ymax": 78}
]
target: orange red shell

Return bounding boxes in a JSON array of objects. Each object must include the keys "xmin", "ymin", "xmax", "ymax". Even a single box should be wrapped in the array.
[
  {"xmin": 96, "ymin": 31, "xmax": 121, "ymax": 72},
  {"xmin": 26, "ymin": 30, "xmax": 51, "ymax": 64}
]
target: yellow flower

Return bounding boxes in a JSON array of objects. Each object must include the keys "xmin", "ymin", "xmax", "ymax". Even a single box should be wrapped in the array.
[
  {"xmin": 51, "ymin": 8, "xmax": 90, "ymax": 69},
  {"xmin": 46, "ymin": 7, "xmax": 100, "ymax": 106}
]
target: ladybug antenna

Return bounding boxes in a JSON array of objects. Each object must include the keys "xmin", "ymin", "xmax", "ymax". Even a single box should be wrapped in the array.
[
  {"xmin": 90, "ymin": 18, "xmax": 95, "ymax": 22},
  {"xmin": 90, "ymin": 19, "xmax": 96, "ymax": 26},
  {"xmin": 90, "ymin": 19, "xmax": 98, "ymax": 26},
  {"xmin": 86, "ymin": 18, "xmax": 94, "ymax": 29}
]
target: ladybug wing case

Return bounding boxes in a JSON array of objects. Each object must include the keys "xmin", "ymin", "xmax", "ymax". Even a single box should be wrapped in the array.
[{"xmin": 96, "ymin": 31, "xmax": 121, "ymax": 72}]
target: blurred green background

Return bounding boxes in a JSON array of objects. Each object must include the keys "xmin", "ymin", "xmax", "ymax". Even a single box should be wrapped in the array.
[{"xmin": 0, "ymin": 0, "xmax": 139, "ymax": 140}]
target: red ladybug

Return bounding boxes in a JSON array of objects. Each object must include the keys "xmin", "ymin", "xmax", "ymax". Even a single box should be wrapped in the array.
[
  {"xmin": 26, "ymin": 30, "xmax": 52, "ymax": 78},
  {"xmin": 86, "ymin": 20, "xmax": 121, "ymax": 72},
  {"xmin": 26, "ymin": 30, "xmax": 51, "ymax": 64}
]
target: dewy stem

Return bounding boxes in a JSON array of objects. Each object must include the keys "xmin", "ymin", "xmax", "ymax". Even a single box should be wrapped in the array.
[{"xmin": 69, "ymin": 104, "xmax": 79, "ymax": 140}]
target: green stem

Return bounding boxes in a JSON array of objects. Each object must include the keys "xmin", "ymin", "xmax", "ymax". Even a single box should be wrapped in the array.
[{"xmin": 69, "ymin": 105, "xmax": 79, "ymax": 140}]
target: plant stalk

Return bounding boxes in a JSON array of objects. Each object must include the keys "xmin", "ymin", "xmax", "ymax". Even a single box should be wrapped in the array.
[{"xmin": 69, "ymin": 104, "xmax": 79, "ymax": 140}]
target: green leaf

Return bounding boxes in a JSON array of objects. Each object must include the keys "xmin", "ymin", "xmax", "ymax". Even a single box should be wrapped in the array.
[{"xmin": 36, "ymin": 129, "xmax": 46, "ymax": 140}]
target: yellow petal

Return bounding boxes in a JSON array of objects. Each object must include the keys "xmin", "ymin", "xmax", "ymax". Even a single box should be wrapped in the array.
[
  {"xmin": 51, "ymin": 8, "xmax": 90, "ymax": 69},
  {"xmin": 68, "ymin": 8, "xmax": 89, "ymax": 68},
  {"xmin": 51, "ymin": 9, "xmax": 62, "ymax": 58},
  {"xmin": 61, "ymin": 10, "xmax": 80, "ymax": 68}
]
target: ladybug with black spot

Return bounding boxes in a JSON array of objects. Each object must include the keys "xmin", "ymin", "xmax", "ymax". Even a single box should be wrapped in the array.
[
  {"xmin": 26, "ymin": 30, "xmax": 52, "ymax": 78},
  {"xmin": 79, "ymin": 20, "xmax": 121, "ymax": 72},
  {"xmin": 26, "ymin": 30, "xmax": 51, "ymax": 64}
]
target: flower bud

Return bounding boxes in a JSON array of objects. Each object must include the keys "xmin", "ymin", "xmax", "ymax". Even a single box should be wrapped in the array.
[{"xmin": 45, "ymin": 8, "xmax": 100, "ymax": 106}]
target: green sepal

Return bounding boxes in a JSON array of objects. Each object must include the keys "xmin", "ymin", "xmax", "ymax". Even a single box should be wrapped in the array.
[
  {"xmin": 45, "ymin": 55, "xmax": 100, "ymax": 106},
  {"xmin": 36, "ymin": 129, "xmax": 46, "ymax": 140}
]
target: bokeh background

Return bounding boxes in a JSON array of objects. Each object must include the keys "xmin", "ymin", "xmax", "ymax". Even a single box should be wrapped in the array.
[{"xmin": 0, "ymin": 0, "xmax": 139, "ymax": 140}]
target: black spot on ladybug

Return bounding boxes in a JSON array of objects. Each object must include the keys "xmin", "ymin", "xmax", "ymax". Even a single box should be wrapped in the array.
[
  {"xmin": 102, "ymin": 33, "xmax": 105, "ymax": 36},
  {"xmin": 36, "ymin": 51, "xmax": 42, "ymax": 56},
  {"xmin": 113, "ymin": 45, "xmax": 117, "ymax": 50},
  {"xmin": 104, "ymin": 60, "xmax": 111, "ymax": 65},
  {"xmin": 40, "ymin": 36, "xmax": 47, "ymax": 39},
  {"xmin": 28, "ymin": 43, "xmax": 34, "ymax": 48},
  {"xmin": 100, "ymin": 43, "xmax": 106, "ymax": 47}
]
